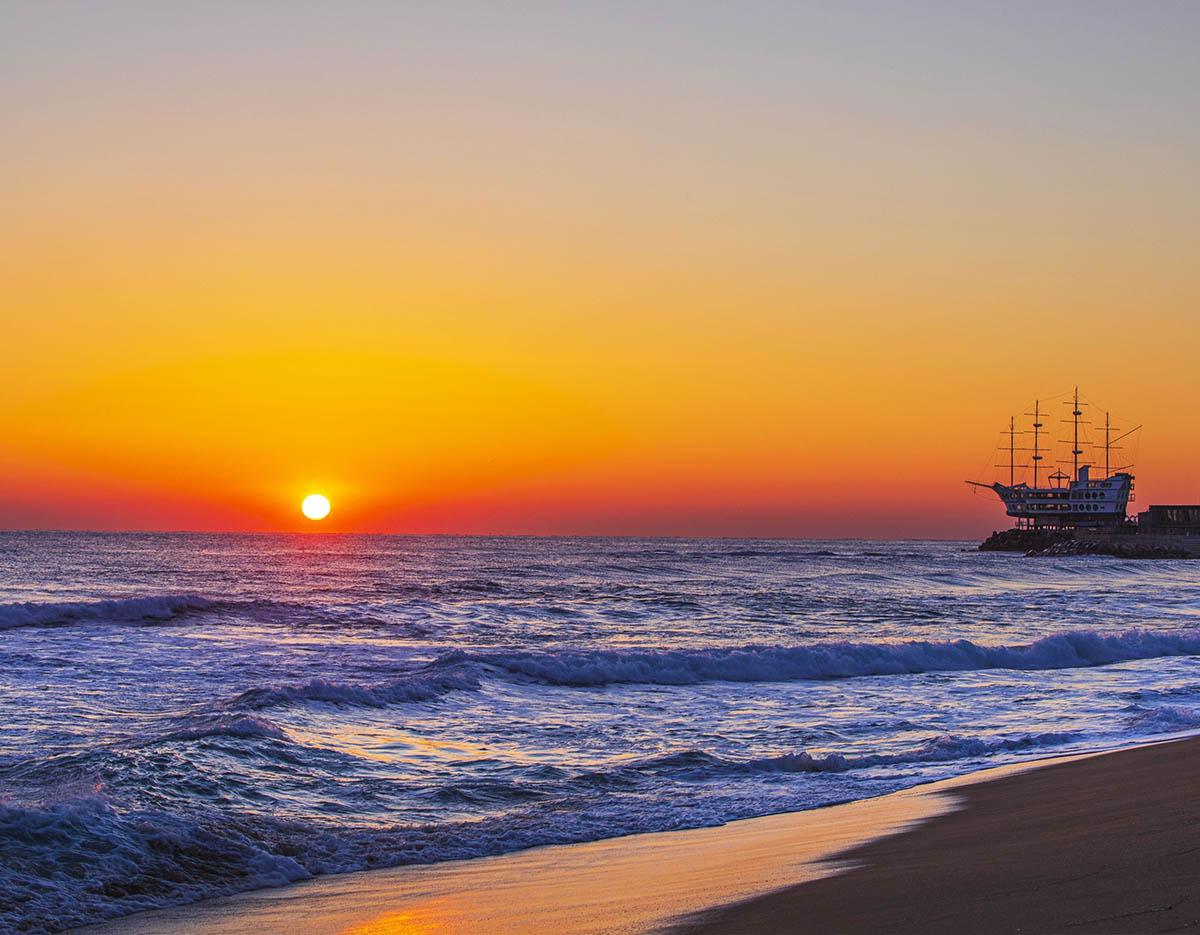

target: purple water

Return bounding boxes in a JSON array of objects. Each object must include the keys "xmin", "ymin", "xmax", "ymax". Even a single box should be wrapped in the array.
[{"xmin": 2, "ymin": 532, "xmax": 1198, "ymax": 932}]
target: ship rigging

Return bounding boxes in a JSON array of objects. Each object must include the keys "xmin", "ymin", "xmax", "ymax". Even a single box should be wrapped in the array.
[{"xmin": 967, "ymin": 388, "xmax": 1142, "ymax": 529}]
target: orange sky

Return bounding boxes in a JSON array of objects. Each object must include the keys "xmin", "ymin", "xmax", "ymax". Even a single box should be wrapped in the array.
[{"xmin": 2, "ymin": 4, "xmax": 1198, "ymax": 536}]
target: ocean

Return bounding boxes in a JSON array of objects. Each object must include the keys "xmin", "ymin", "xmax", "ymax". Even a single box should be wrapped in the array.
[{"xmin": 2, "ymin": 532, "xmax": 1199, "ymax": 932}]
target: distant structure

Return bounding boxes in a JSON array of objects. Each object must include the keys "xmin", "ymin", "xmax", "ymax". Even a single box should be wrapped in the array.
[
  {"xmin": 1137, "ymin": 506, "xmax": 1200, "ymax": 537},
  {"xmin": 970, "ymin": 389, "xmax": 1200, "ymax": 557},
  {"xmin": 967, "ymin": 388, "xmax": 1138, "ymax": 530}
]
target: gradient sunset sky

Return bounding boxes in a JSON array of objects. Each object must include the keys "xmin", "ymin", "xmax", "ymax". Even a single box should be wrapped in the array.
[{"xmin": 4, "ymin": 2, "xmax": 1198, "ymax": 536}]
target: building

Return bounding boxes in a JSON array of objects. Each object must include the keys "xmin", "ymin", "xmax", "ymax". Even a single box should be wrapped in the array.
[{"xmin": 1137, "ymin": 505, "xmax": 1200, "ymax": 537}]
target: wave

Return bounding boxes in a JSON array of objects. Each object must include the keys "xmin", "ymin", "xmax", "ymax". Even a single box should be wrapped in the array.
[
  {"xmin": 0, "ymin": 729, "xmax": 1075, "ymax": 934},
  {"xmin": 622, "ymin": 731, "xmax": 1079, "ymax": 778},
  {"xmin": 0, "ymin": 591, "xmax": 503, "ymax": 634},
  {"xmin": 0, "ymin": 719, "xmax": 1126, "ymax": 934},
  {"xmin": 466, "ymin": 628, "xmax": 1200, "ymax": 688},
  {"xmin": 151, "ymin": 714, "xmax": 291, "ymax": 744},
  {"xmin": 0, "ymin": 594, "xmax": 217, "ymax": 631},
  {"xmin": 229, "ymin": 662, "xmax": 481, "ymax": 709},
  {"xmin": 219, "ymin": 629, "xmax": 1200, "ymax": 713},
  {"xmin": 1126, "ymin": 703, "xmax": 1200, "ymax": 734},
  {"xmin": 0, "ymin": 594, "xmax": 404, "ymax": 634},
  {"xmin": 0, "ymin": 797, "xmax": 310, "ymax": 934},
  {"xmin": 719, "ymin": 548, "xmax": 839, "ymax": 558}
]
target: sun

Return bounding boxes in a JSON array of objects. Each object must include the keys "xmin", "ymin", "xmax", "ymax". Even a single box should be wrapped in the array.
[{"xmin": 301, "ymin": 493, "xmax": 331, "ymax": 521}]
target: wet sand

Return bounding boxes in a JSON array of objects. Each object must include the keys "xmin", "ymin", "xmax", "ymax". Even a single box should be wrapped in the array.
[
  {"xmin": 74, "ymin": 740, "xmax": 1199, "ymax": 935},
  {"xmin": 686, "ymin": 736, "xmax": 1200, "ymax": 934}
]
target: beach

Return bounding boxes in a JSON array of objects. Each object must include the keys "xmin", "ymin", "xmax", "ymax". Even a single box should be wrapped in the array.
[
  {"xmin": 688, "ymin": 736, "xmax": 1200, "ymax": 934},
  {"xmin": 74, "ymin": 737, "xmax": 1200, "ymax": 934}
]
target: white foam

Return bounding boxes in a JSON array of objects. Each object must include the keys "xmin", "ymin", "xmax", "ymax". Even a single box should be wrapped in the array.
[
  {"xmin": 0, "ymin": 797, "xmax": 309, "ymax": 933},
  {"xmin": 0, "ymin": 594, "xmax": 217, "ymax": 630},
  {"xmin": 470, "ymin": 628, "xmax": 1200, "ymax": 687}
]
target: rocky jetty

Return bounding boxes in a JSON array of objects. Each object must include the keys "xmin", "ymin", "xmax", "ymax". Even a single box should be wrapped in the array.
[
  {"xmin": 978, "ymin": 529, "xmax": 1074, "ymax": 553},
  {"xmin": 1027, "ymin": 538, "xmax": 1192, "ymax": 559},
  {"xmin": 979, "ymin": 527, "xmax": 1192, "ymax": 558}
]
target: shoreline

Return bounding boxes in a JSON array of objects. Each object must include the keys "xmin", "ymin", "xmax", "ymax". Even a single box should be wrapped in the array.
[
  {"xmin": 71, "ymin": 741, "xmax": 1147, "ymax": 935},
  {"xmin": 685, "ymin": 734, "xmax": 1200, "ymax": 934}
]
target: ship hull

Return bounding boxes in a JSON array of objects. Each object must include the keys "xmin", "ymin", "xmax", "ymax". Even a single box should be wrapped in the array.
[{"xmin": 977, "ymin": 468, "xmax": 1133, "ymax": 530}]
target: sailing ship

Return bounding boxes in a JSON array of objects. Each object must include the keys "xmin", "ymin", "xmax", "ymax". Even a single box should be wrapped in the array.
[{"xmin": 967, "ymin": 388, "xmax": 1139, "ymax": 529}]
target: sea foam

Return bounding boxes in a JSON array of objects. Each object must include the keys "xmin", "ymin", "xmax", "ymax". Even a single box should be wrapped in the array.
[
  {"xmin": 222, "ymin": 629, "xmax": 1200, "ymax": 713},
  {"xmin": 0, "ymin": 594, "xmax": 217, "ymax": 630},
  {"xmin": 466, "ymin": 628, "xmax": 1200, "ymax": 687}
]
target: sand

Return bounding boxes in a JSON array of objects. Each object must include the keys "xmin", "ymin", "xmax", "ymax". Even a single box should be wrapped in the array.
[
  {"xmin": 685, "ymin": 736, "xmax": 1200, "ymax": 934},
  {"xmin": 74, "ymin": 739, "xmax": 1200, "ymax": 935}
]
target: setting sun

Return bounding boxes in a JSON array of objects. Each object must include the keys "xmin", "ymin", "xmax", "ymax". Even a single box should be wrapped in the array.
[{"xmin": 301, "ymin": 494, "xmax": 331, "ymax": 521}]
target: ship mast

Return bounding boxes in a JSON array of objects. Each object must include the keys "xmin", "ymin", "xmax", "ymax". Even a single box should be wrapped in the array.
[
  {"xmin": 1105, "ymin": 411, "xmax": 1111, "ymax": 478},
  {"xmin": 1009, "ymin": 416, "xmax": 1015, "ymax": 486},
  {"xmin": 1030, "ymin": 400, "xmax": 1043, "ymax": 488},
  {"xmin": 1071, "ymin": 387, "xmax": 1083, "ymax": 481}
]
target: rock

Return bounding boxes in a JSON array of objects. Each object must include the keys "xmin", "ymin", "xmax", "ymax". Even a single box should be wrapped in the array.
[
  {"xmin": 1024, "ymin": 539, "xmax": 1192, "ymax": 559},
  {"xmin": 979, "ymin": 528, "xmax": 1192, "ymax": 559},
  {"xmin": 978, "ymin": 529, "xmax": 1074, "ymax": 553}
]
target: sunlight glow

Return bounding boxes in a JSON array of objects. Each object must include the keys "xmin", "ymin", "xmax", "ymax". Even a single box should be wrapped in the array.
[{"xmin": 301, "ymin": 494, "xmax": 332, "ymax": 521}]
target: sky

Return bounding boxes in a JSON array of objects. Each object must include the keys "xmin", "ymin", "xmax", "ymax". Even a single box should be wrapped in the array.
[{"xmin": 3, "ymin": 2, "xmax": 1198, "ymax": 536}]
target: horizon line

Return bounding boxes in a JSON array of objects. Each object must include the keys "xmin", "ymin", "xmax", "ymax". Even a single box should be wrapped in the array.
[{"xmin": 0, "ymin": 528, "xmax": 979, "ymax": 542}]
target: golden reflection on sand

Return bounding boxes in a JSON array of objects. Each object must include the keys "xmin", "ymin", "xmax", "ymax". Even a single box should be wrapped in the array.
[{"xmin": 344, "ymin": 905, "xmax": 449, "ymax": 935}]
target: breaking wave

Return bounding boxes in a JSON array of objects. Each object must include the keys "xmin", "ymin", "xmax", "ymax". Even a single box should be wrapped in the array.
[
  {"xmin": 0, "ymin": 798, "xmax": 310, "ymax": 933},
  {"xmin": 467, "ymin": 628, "xmax": 1200, "ymax": 688},
  {"xmin": 220, "ymin": 629, "xmax": 1200, "ymax": 713},
  {"xmin": 0, "ymin": 594, "xmax": 218, "ymax": 631},
  {"xmin": 622, "ymin": 731, "xmax": 1080, "ymax": 778},
  {"xmin": 1125, "ymin": 703, "xmax": 1200, "ymax": 734},
  {"xmin": 0, "ymin": 729, "xmax": 1080, "ymax": 934}
]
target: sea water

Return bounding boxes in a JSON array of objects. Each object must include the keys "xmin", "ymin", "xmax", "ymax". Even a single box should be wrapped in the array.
[{"xmin": 2, "ymin": 532, "xmax": 1199, "ymax": 932}]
